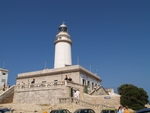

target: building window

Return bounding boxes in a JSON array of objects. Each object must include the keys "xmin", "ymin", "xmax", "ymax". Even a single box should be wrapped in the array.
[
  {"xmin": 87, "ymin": 81, "xmax": 90, "ymax": 88},
  {"xmin": 95, "ymin": 84, "xmax": 97, "ymax": 87},
  {"xmin": 42, "ymin": 81, "xmax": 46, "ymax": 83},
  {"xmin": 82, "ymin": 79, "xmax": 86, "ymax": 85},
  {"xmin": 1, "ymin": 79, "xmax": 6, "ymax": 83},
  {"xmin": 54, "ymin": 80, "xmax": 58, "ymax": 86},
  {"xmin": 2, "ymin": 73, "xmax": 6, "ymax": 75},
  {"xmin": 92, "ymin": 82, "xmax": 94, "ymax": 90}
]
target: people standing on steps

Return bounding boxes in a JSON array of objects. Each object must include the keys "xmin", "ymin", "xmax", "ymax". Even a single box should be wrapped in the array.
[
  {"xmin": 74, "ymin": 90, "xmax": 78, "ymax": 104},
  {"xmin": 76, "ymin": 89, "xmax": 80, "ymax": 99},
  {"xmin": 3, "ymin": 83, "xmax": 6, "ymax": 91},
  {"xmin": 74, "ymin": 90, "xmax": 78, "ymax": 98}
]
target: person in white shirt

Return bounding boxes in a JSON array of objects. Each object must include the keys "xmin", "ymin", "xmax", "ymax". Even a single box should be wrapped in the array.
[
  {"xmin": 74, "ymin": 90, "xmax": 78, "ymax": 98},
  {"xmin": 76, "ymin": 90, "xmax": 80, "ymax": 99}
]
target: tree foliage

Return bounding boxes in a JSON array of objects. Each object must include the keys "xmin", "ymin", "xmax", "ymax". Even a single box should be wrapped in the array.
[{"xmin": 118, "ymin": 84, "xmax": 149, "ymax": 110}]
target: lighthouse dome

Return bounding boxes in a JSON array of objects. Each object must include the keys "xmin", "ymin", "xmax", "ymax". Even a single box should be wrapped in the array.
[
  {"xmin": 58, "ymin": 23, "xmax": 68, "ymax": 32},
  {"xmin": 59, "ymin": 23, "xmax": 67, "ymax": 28}
]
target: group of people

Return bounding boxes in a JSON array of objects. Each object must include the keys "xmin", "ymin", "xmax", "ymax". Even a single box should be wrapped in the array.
[
  {"xmin": 2, "ymin": 83, "xmax": 10, "ymax": 92},
  {"xmin": 20, "ymin": 79, "xmax": 35, "ymax": 88},
  {"xmin": 64, "ymin": 75, "xmax": 72, "ymax": 81},
  {"xmin": 3, "ymin": 83, "xmax": 6, "ymax": 91},
  {"xmin": 118, "ymin": 105, "xmax": 130, "ymax": 113}
]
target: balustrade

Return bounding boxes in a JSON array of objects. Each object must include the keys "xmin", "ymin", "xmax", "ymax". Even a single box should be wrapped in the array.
[
  {"xmin": 58, "ymin": 97, "xmax": 115, "ymax": 110},
  {"xmin": 16, "ymin": 81, "xmax": 65, "ymax": 91}
]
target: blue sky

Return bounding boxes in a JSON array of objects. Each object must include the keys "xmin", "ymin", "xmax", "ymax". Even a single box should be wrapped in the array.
[{"xmin": 0, "ymin": 0, "xmax": 150, "ymax": 99}]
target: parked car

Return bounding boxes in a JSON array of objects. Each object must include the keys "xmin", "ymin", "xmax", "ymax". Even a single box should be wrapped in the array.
[
  {"xmin": 50, "ymin": 109, "xmax": 71, "ymax": 113},
  {"xmin": 136, "ymin": 108, "xmax": 150, "ymax": 113},
  {"xmin": 0, "ymin": 108, "xmax": 11, "ymax": 113},
  {"xmin": 74, "ymin": 108, "xmax": 95, "ymax": 113},
  {"xmin": 101, "ymin": 108, "xmax": 117, "ymax": 113}
]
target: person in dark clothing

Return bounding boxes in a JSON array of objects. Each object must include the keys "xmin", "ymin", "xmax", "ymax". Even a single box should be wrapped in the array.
[
  {"xmin": 31, "ymin": 79, "xmax": 35, "ymax": 84},
  {"xmin": 64, "ymin": 75, "xmax": 68, "ymax": 80},
  {"xmin": 68, "ymin": 77, "xmax": 72, "ymax": 81},
  {"xmin": 3, "ymin": 87, "xmax": 5, "ymax": 91}
]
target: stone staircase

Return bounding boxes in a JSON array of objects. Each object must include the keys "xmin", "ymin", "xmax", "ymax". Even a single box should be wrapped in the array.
[
  {"xmin": 0, "ymin": 97, "xmax": 115, "ymax": 113},
  {"xmin": 0, "ymin": 81, "xmax": 119, "ymax": 113},
  {"xmin": 0, "ymin": 85, "xmax": 15, "ymax": 104},
  {"xmin": 58, "ymin": 97, "xmax": 115, "ymax": 113},
  {"xmin": 89, "ymin": 86, "xmax": 102, "ymax": 95}
]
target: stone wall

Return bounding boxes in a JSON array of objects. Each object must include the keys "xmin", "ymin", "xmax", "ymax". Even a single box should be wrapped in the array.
[
  {"xmin": 13, "ymin": 81, "xmax": 120, "ymax": 108},
  {"xmin": 16, "ymin": 71, "xmax": 80, "ymax": 86},
  {"xmin": 81, "ymin": 93, "xmax": 120, "ymax": 108},
  {"xmin": 13, "ymin": 85, "xmax": 70, "ymax": 105},
  {"xmin": 0, "ymin": 81, "xmax": 121, "ymax": 113},
  {"xmin": 0, "ymin": 103, "xmax": 86, "ymax": 113},
  {"xmin": 63, "ymin": 81, "xmax": 120, "ymax": 109},
  {"xmin": 16, "ymin": 65, "xmax": 101, "ymax": 90}
]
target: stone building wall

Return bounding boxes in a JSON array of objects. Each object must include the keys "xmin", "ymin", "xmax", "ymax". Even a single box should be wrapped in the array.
[
  {"xmin": 0, "ymin": 81, "xmax": 121, "ymax": 113},
  {"xmin": 16, "ymin": 65, "xmax": 101, "ymax": 90},
  {"xmin": 64, "ymin": 81, "xmax": 120, "ymax": 108},
  {"xmin": 13, "ymin": 85, "xmax": 70, "ymax": 105},
  {"xmin": 13, "ymin": 81, "xmax": 120, "ymax": 108},
  {"xmin": 81, "ymin": 93, "xmax": 120, "ymax": 108},
  {"xmin": 16, "ymin": 71, "xmax": 80, "ymax": 86}
]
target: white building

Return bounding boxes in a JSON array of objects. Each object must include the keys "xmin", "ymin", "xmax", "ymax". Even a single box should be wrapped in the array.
[
  {"xmin": 0, "ymin": 23, "xmax": 121, "ymax": 110},
  {"xmin": 54, "ymin": 23, "xmax": 72, "ymax": 68},
  {"xmin": 16, "ymin": 23, "xmax": 102, "ymax": 91},
  {"xmin": 0, "ymin": 68, "xmax": 9, "ymax": 87}
]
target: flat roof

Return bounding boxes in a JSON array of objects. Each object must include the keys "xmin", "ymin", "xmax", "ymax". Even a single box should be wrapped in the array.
[
  {"xmin": 0, "ymin": 68, "xmax": 9, "ymax": 72},
  {"xmin": 16, "ymin": 65, "xmax": 101, "ymax": 81}
]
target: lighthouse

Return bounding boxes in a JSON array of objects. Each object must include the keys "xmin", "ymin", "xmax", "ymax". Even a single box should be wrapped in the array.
[{"xmin": 54, "ymin": 23, "xmax": 72, "ymax": 68}]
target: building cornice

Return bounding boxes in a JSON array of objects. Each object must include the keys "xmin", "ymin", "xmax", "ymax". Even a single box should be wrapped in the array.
[
  {"xmin": 54, "ymin": 39, "xmax": 72, "ymax": 45},
  {"xmin": 0, "ymin": 68, "xmax": 9, "ymax": 72},
  {"xmin": 16, "ymin": 65, "xmax": 101, "ymax": 81}
]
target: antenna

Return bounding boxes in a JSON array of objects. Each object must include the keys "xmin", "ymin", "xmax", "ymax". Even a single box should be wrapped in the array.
[
  {"xmin": 44, "ymin": 61, "xmax": 47, "ymax": 69},
  {"xmin": 62, "ymin": 21, "xmax": 65, "ymax": 24},
  {"xmin": 95, "ymin": 69, "xmax": 97, "ymax": 75},
  {"xmin": 89, "ymin": 65, "xmax": 91, "ymax": 71},
  {"xmin": 3, "ymin": 60, "xmax": 5, "ymax": 69},
  {"xmin": 77, "ymin": 56, "xmax": 79, "ymax": 65}
]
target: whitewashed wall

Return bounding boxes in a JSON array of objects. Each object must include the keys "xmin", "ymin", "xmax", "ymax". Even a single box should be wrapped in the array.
[
  {"xmin": 80, "ymin": 73, "xmax": 101, "ymax": 90},
  {"xmin": 0, "ymin": 70, "xmax": 8, "ymax": 87}
]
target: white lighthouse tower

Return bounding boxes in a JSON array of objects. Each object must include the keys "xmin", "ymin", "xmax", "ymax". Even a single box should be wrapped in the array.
[{"xmin": 54, "ymin": 23, "xmax": 72, "ymax": 68}]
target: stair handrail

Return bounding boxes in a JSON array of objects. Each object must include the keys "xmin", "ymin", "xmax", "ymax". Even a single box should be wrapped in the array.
[
  {"xmin": 0, "ymin": 85, "xmax": 15, "ymax": 102},
  {"xmin": 58, "ymin": 97, "xmax": 115, "ymax": 109},
  {"xmin": 89, "ymin": 86, "xmax": 102, "ymax": 95}
]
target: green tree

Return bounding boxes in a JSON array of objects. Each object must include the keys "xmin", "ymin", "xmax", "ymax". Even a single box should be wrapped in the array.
[{"xmin": 118, "ymin": 84, "xmax": 149, "ymax": 110}]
